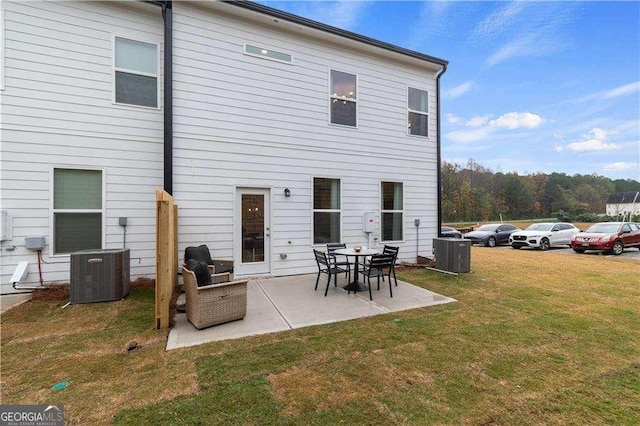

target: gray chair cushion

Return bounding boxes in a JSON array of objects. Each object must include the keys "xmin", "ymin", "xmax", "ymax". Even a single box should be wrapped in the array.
[{"xmin": 185, "ymin": 259, "xmax": 211, "ymax": 287}]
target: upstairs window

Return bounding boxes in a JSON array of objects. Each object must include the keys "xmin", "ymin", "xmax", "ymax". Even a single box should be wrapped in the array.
[
  {"xmin": 53, "ymin": 168, "xmax": 103, "ymax": 254},
  {"xmin": 381, "ymin": 181, "xmax": 403, "ymax": 241},
  {"xmin": 114, "ymin": 36, "xmax": 158, "ymax": 108},
  {"xmin": 408, "ymin": 87, "xmax": 428, "ymax": 136},
  {"xmin": 330, "ymin": 70, "xmax": 357, "ymax": 127},
  {"xmin": 313, "ymin": 177, "xmax": 341, "ymax": 244},
  {"xmin": 244, "ymin": 44, "xmax": 292, "ymax": 64}
]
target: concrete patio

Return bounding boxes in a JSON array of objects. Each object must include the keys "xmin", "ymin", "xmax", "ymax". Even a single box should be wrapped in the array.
[{"xmin": 167, "ymin": 273, "xmax": 456, "ymax": 350}]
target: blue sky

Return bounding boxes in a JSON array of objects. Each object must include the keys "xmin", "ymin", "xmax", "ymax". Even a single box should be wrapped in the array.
[{"xmin": 260, "ymin": 1, "xmax": 640, "ymax": 181}]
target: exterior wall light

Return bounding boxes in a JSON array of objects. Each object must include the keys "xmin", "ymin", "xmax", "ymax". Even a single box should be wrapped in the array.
[{"xmin": 284, "ymin": 188, "xmax": 291, "ymax": 197}]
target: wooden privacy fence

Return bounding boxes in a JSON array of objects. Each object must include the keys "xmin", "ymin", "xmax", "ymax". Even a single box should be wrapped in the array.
[{"xmin": 156, "ymin": 189, "xmax": 178, "ymax": 329}]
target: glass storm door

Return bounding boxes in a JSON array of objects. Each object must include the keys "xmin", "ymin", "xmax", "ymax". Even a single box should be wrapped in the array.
[{"xmin": 235, "ymin": 188, "xmax": 270, "ymax": 276}]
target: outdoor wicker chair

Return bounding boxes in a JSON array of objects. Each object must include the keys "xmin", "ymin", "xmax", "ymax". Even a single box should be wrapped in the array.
[{"xmin": 182, "ymin": 266, "xmax": 248, "ymax": 329}]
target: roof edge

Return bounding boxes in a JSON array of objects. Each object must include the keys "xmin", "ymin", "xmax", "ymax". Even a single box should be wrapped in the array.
[{"xmin": 224, "ymin": 0, "xmax": 448, "ymax": 68}]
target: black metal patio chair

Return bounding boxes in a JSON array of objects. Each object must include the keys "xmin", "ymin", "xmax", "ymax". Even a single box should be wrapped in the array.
[
  {"xmin": 326, "ymin": 243, "xmax": 352, "ymax": 282},
  {"xmin": 360, "ymin": 253, "xmax": 396, "ymax": 300},
  {"xmin": 313, "ymin": 249, "xmax": 349, "ymax": 296}
]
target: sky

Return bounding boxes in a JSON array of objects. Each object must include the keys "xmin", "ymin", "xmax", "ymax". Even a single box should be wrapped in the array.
[{"xmin": 260, "ymin": 1, "xmax": 640, "ymax": 181}]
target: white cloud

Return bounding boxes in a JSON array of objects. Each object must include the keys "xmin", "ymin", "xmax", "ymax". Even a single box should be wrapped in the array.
[
  {"xmin": 603, "ymin": 162, "xmax": 639, "ymax": 172},
  {"xmin": 446, "ymin": 113, "xmax": 463, "ymax": 125},
  {"xmin": 466, "ymin": 116, "xmax": 490, "ymax": 127},
  {"xmin": 474, "ymin": 1, "xmax": 528, "ymax": 37},
  {"xmin": 406, "ymin": 1, "xmax": 451, "ymax": 50},
  {"xmin": 445, "ymin": 81, "xmax": 474, "ymax": 99},
  {"xmin": 563, "ymin": 128, "xmax": 621, "ymax": 152},
  {"xmin": 445, "ymin": 127, "xmax": 493, "ymax": 144},
  {"xmin": 603, "ymin": 81, "xmax": 640, "ymax": 99},
  {"xmin": 579, "ymin": 81, "xmax": 640, "ymax": 102},
  {"xmin": 489, "ymin": 112, "xmax": 543, "ymax": 129},
  {"xmin": 486, "ymin": 36, "xmax": 535, "ymax": 66},
  {"xmin": 478, "ymin": 2, "xmax": 575, "ymax": 67}
]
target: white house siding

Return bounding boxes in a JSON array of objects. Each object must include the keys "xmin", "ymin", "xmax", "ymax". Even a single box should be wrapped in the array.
[
  {"xmin": 172, "ymin": 3, "xmax": 443, "ymax": 277},
  {"xmin": 0, "ymin": 1, "xmax": 164, "ymax": 292}
]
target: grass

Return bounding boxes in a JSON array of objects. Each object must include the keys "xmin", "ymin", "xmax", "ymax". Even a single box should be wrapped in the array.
[{"xmin": 1, "ymin": 249, "xmax": 639, "ymax": 424}]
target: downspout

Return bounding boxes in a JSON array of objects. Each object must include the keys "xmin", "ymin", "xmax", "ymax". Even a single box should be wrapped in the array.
[
  {"xmin": 145, "ymin": 0, "xmax": 173, "ymax": 195},
  {"xmin": 162, "ymin": 2, "xmax": 173, "ymax": 195},
  {"xmin": 436, "ymin": 62, "xmax": 448, "ymax": 237}
]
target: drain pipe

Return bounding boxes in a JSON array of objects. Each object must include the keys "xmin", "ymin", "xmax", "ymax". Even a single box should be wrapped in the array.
[
  {"xmin": 436, "ymin": 62, "xmax": 448, "ymax": 238},
  {"xmin": 145, "ymin": 0, "xmax": 173, "ymax": 195}
]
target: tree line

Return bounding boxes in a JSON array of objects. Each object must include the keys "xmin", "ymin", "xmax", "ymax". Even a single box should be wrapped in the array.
[{"xmin": 441, "ymin": 159, "xmax": 640, "ymax": 223}]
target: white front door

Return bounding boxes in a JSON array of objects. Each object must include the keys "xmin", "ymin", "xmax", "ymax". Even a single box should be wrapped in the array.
[{"xmin": 235, "ymin": 188, "xmax": 271, "ymax": 276}]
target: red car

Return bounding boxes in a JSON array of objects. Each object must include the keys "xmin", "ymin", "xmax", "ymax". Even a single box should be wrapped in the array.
[{"xmin": 571, "ymin": 222, "xmax": 640, "ymax": 255}]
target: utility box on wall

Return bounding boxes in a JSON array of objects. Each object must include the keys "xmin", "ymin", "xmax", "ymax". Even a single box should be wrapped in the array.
[
  {"xmin": 70, "ymin": 248, "xmax": 130, "ymax": 304},
  {"xmin": 433, "ymin": 238, "xmax": 471, "ymax": 273}
]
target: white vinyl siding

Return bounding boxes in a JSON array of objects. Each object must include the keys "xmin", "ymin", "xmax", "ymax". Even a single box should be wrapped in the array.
[
  {"xmin": 113, "ymin": 36, "xmax": 159, "ymax": 108},
  {"xmin": 0, "ymin": 1, "xmax": 163, "ymax": 291},
  {"xmin": 52, "ymin": 168, "xmax": 104, "ymax": 254},
  {"xmin": 1, "ymin": 8, "xmax": 4, "ymax": 90},
  {"xmin": 0, "ymin": 0, "xmax": 443, "ymax": 288},
  {"xmin": 381, "ymin": 181, "xmax": 404, "ymax": 242},
  {"xmin": 172, "ymin": 2, "xmax": 440, "ymax": 277}
]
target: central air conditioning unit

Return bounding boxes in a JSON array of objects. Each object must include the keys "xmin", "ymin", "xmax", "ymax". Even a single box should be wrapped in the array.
[
  {"xmin": 433, "ymin": 238, "xmax": 471, "ymax": 273},
  {"xmin": 70, "ymin": 248, "xmax": 130, "ymax": 304}
]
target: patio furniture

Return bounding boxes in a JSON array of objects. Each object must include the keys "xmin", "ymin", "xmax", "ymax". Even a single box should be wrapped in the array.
[
  {"xmin": 313, "ymin": 249, "xmax": 349, "ymax": 296},
  {"xmin": 326, "ymin": 243, "xmax": 352, "ymax": 282},
  {"xmin": 360, "ymin": 254, "xmax": 396, "ymax": 300},
  {"xmin": 334, "ymin": 247, "xmax": 379, "ymax": 293},
  {"xmin": 382, "ymin": 245, "xmax": 400, "ymax": 286},
  {"xmin": 184, "ymin": 244, "xmax": 234, "ymax": 280},
  {"xmin": 182, "ymin": 266, "xmax": 248, "ymax": 329}
]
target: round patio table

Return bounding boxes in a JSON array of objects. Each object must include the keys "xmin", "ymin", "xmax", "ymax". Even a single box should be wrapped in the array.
[{"xmin": 334, "ymin": 247, "xmax": 379, "ymax": 292}]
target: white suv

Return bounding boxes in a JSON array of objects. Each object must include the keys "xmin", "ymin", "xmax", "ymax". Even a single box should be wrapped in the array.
[{"xmin": 509, "ymin": 222, "xmax": 581, "ymax": 251}]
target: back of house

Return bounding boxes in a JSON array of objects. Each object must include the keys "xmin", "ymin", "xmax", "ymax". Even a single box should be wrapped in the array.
[{"xmin": 0, "ymin": 0, "xmax": 447, "ymax": 292}]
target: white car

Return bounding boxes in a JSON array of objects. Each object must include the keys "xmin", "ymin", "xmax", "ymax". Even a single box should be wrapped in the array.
[{"xmin": 509, "ymin": 222, "xmax": 581, "ymax": 251}]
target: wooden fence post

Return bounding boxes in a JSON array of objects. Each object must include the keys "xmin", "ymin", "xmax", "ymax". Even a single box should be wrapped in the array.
[{"xmin": 155, "ymin": 189, "xmax": 176, "ymax": 329}]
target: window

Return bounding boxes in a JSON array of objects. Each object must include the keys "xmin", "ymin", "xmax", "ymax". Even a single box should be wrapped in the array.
[
  {"xmin": 244, "ymin": 44, "xmax": 292, "ymax": 63},
  {"xmin": 313, "ymin": 177, "xmax": 341, "ymax": 244},
  {"xmin": 114, "ymin": 36, "xmax": 158, "ymax": 108},
  {"xmin": 381, "ymin": 181, "xmax": 403, "ymax": 241},
  {"xmin": 408, "ymin": 87, "xmax": 428, "ymax": 136},
  {"xmin": 330, "ymin": 70, "xmax": 357, "ymax": 127},
  {"xmin": 53, "ymin": 168, "xmax": 103, "ymax": 254}
]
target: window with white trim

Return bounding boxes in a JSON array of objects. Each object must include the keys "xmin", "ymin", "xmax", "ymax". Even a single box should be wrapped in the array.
[
  {"xmin": 53, "ymin": 168, "xmax": 103, "ymax": 254},
  {"xmin": 381, "ymin": 181, "xmax": 403, "ymax": 241},
  {"xmin": 330, "ymin": 70, "xmax": 357, "ymax": 127},
  {"xmin": 114, "ymin": 36, "xmax": 158, "ymax": 108},
  {"xmin": 408, "ymin": 87, "xmax": 428, "ymax": 136},
  {"xmin": 313, "ymin": 177, "xmax": 341, "ymax": 244}
]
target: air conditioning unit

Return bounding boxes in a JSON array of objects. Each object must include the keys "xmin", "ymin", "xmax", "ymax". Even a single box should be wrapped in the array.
[
  {"xmin": 433, "ymin": 238, "xmax": 471, "ymax": 273},
  {"xmin": 70, "ymin": 248, "xmax": 130, "ymax": 304}
]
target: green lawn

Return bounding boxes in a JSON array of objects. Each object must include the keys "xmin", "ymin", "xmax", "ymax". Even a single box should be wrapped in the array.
[{"xmin": 1, "ymin": 249, "xmax": 638, "ymax": 425}]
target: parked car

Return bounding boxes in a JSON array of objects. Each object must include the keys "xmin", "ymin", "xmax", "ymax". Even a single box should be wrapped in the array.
[
  {"xmin": 440, "ymin": 226, "xmax": 462, "ymax": 239},
  {"xmin": 571, "ymin": 222, "xmax": 640, "ymax": 255},
  {"xmin": 509, "ymin": 222, "xmax": 581, "ymax": 250},
  {"xmin": 463, "ymin": 223, "xmax": 520, "ymax": 247}
]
